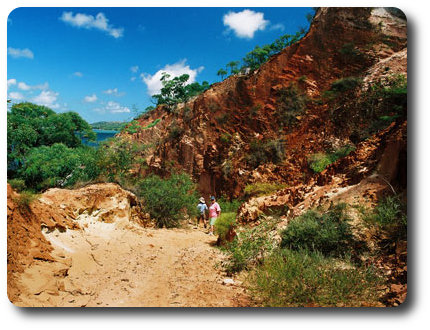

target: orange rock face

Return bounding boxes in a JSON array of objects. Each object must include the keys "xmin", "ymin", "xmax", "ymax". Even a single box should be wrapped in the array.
[{"xmin": 120, "ymin": 8, "xmax": 407, "ymax": 201}]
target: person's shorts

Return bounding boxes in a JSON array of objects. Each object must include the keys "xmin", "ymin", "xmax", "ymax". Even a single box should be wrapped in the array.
[{"xmin": 209, "ymin": 217, "xmax": 217, "ymax": 226}]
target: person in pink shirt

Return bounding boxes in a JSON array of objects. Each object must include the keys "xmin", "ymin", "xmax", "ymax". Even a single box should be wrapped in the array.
[{"xmin": 208, "ymin": 196, "xmax": 221, "ymax": 236}]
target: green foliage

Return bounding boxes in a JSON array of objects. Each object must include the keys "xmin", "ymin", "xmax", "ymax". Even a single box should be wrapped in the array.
[
  {"xmin": 124, "ymin": 121, "xmax": 141, "ymax": 134},
  {"xmin": 280, "ymin": 204, "xmax": 354, "ymax": 257},
  {"xmin": 246, "ymin": 139, "xmax": 285, "ymax": 168},
  {"xmin": 91, "ymin": 121, "xmax": 127, "ymax": 131},
  {"xmin": 217, "ymin": 68, "xmax": 228, "ymax": 80},
  {"xmin": 222, "ymin": 218, "xmax": 279, "ymax": 274},
  {"xmin": 220, "ymin": 132, "xmax": 232, "ymax": 144},
  {"xmin": 18, "ymin": 143, "xmax": 96, "ymax": 190},
  {"xmin": 248, "ymin": 248, "xmax": 382, "ymax": 307},
  {"xmin": 138, "ymin": 173, "xmax": 198, "ymax": 228},
  {"xmin": 308, "ymin": 145, "xmax": 355, "ymax": 173},
  {"xmin": 362, "ymin": 195, "xmax": 407, "ymax": 240},
  {"xmin": 215, "ymin": 113, "xmax": 229, "ymax": 124},
  {"xmin": 244, "ymin": 182, "xmax": 287, "ymax": 198},
  {"xmin": 242, "ymin": 32, "xmax": 305, "ymax": 71},
  {"xmin": 215, "ymin": 212, "xmax": 236, "ymax": 241},
  {"xmin": 152, "ymin": 73, "xmax": 209, "ymax": 108},
  {"xmin": 13, "ymin": 190, "xmax": 39, "ymax": 212},
  {"xmin": 8, "ymin": 179, "xmax": 27, "ymax": 192},
  {"xmin": 217, "ymin": 197, "xmax": 242, "ymax": 213},
  {"xmin": 330, "ymin": 77, "xmax": 362, "ymax": 93},
  {"xmin": 7, "ymin": 102, "xmax": 95, "ymax": 176},
  {"xmin": 276, "ymin": 83, "xmax": 307, "ymax": 127},
  {"xmin": 144, "ymin": 118, "xmax": 161, "ymax": 129},
  {"xmin": 168, "ymin": 122, "xmax": 184, "ymax": 141}
]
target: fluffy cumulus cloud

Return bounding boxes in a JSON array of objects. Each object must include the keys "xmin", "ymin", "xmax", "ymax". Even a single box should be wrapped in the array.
[
  {"xmin": 7, "ymin": 79, "xmax": 17, "ymax": 89},
  {"xmin": 130, "ymin": 66, "xmax": 139, "ymax": 73},
  {"xmin": 32, "ymin": 90, "xmax": 60, "ymax": 109},
  {"xmin": 60, "ymin": 11, "xmax": 124, "ymax": 38},
  {"xmin": 105, "ymin": 101, "xmax": 130, "ymax": 113},
  {"xmin": 8, "ymin": 92, "xmax": 24, "ymax": 100},
  {"xmin": 8, "ymin": 47, "xmax": 34, "ymax": 59},
  {"xmin": 223, "ymin": 9, "xmax": 269, "ymax": 38},
  {"xmin": 141, "ymin": 59, "xmax": 204, "ymax": 96},
  {"xmin": 103, "ymin": 88, "xmax": 124, "ymax": 97},
  {"xmin": 84, "ymin": 94, "xmax": 98, "ymax": 103},
  {"xmin": 17, "ymin": 81, "xmax": 49, "ymax": 91}
]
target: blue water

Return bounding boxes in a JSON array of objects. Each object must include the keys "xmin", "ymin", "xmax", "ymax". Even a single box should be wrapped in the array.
[{"xmin": 82, "ymin": 129, "xmax": 118, "ymax": 146}]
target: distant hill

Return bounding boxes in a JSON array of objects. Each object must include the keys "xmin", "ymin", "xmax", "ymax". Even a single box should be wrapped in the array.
[{"xmin": 91, "ymin": 121, "xmax": 127, "ymax": 131}]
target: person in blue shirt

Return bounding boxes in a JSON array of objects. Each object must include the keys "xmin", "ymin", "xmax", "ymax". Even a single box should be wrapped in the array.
[{"xmin": 196, "ymin": 197, "xmax": 208, "ymax": 228}]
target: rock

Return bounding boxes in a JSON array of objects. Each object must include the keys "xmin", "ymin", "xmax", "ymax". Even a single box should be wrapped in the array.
[{"xmin": 222, "ymin": 278, "xmax": 235, "ymax": 285}]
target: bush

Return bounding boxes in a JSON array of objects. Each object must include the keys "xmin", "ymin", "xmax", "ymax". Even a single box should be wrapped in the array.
[
  {"xmin": 280, "ymin": 204, "xmax": 354, "ymax": 257},
  {"xmin": 248, "ymin": 248, "xmax": 382, "ymax": 307},
  {"xmin": 244, "ymin": 182, "xmax": 287, "ymax": 198},
  {"xmin": 8, "ymin": 179, "xmax": 26, "ymax": 192},
  {"xmin": 222, "ymin": 218, "xmax": 279, "ymax": 274},
  {"xmin": 308, "ymin": 144, "xmax": 355, "ymax": 173},
  {"xmin": 330, "ymin": 77, "xmax": 362, "ymax": 93},
  {"xmin": 363, "ymin": 195, "xmax": 407, "ymax": 240},
  {"xmin": 13, "ymin": 190, "xmax": 39, "ymax": 212},
  {"xmin": 215, "ymin": 212, "xmax": 236, "ymax": 241},
  {"xmin": 276, "ymin": 84, "xmax": 307, "ymax": 127},
  {"xmin": 217, "ymin": 197, "xmax": 242, "ymax": 213},
  {"xmin": 246, "ymin": 139, "xmax": 285, "ymax": 168},
  {"xmin": 138, "ymin": 173, "xmax": 198, "ymax": 228}
]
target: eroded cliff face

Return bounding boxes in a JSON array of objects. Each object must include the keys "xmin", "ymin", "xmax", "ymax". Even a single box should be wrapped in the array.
[
  {"xmin": 120, "ymin": 7, "xmax": 407, "ymax": 201},
  {"xmin": 7, "ymin": 183, "xmax": 149, "ymax": 304}
]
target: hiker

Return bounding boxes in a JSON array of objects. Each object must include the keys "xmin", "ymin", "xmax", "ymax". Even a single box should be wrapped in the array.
[
  {"xmin": 196, "ymin": 197, "xmax": 208, "ymax": 228},
  {"xmin": 208, "ymin": 196, "xmax": 221, "ymax": 236}
]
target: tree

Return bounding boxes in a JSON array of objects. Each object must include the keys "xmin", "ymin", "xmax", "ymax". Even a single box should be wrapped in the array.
[
  {"xmin": 7, "ymin": 102, "xmax": 95, "ymax": 176},
  {"xmin": 226, "ymin": 61, "xmax": 240, "ymax": 75},
  {"xmin": 217, "ymin": 68, "xmax": 228, "ymax": 80}
]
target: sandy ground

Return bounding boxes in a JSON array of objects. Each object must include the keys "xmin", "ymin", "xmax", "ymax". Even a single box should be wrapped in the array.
[{"xmin": 14, "ymin": 214, "xmax": 249, "ymax": 307}]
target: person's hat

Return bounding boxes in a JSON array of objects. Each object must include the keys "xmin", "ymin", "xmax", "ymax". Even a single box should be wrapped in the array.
[
  {"xmin": 199, "ymin": 197, "xmax": 205, "ymax": 203},
  {"xmin": 210, "ymin": 196, "xmax": 215, "ymax": 201}
]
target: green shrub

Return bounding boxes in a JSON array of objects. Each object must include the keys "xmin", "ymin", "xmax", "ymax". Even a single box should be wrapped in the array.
[
  {"xmin": 13, "ymin": 190, "xmax": 39, "ymax": 212},
  {"xmin": 248, "ymin": 248, "xmax": 382, "ymax": 307},
  {"xmin": 220, "ymin": 133, "xmax": 232, "ymax": 144},
  {"xmin": 168, "ymin": 122, "xmax": 184, "ymax": 140},
  {"xmin": 222, "ymin": 218, "xmax": 279, "ymax": 274},
  {"xmin": 215, "ymin": 212, "xmax": 236, "ymax": 241},
  {"xmin": 8, "ymin": 179, "xmax": 26, "ymax": 192},
  {"xmin": 244, "ymin": 182, "xmax": 287, "ymax": 198},
  {"xmin": 144, "ymin": 118, "xmax": 161, "ymax": 129},
  {"xmin": 280, "ymin": 204, "xmax": 354, "ymax": 257},
  {"xmin": 217, "ymin": 197, "xmax": 242, "ymax": 213},
  {"xmin": 330, "ymin": 77, "xmax": 362, "ymax": 93},
  {"xmin": 246, "ymin": 139, "xmax": 285, "ymax": 168},
  {"xmin": 138, "ymin": 173, "xmax": 198, "ymax": 228},
  {"xmin": 308, "ymin": 144, "xmax": 355, "ymax": 173},
  {"xmin": 363, "ymin": 195, "xmax": 407, "ymax": 240},
  {"xmin": 276, "ymin": 84, "xmax": 307, "ymax": 127}
]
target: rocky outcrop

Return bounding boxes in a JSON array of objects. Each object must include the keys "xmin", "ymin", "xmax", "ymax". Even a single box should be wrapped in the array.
[
  {"xmin": 120, "ymin": 8, "xmax": 407, "ymax": 201},
  {"xmin": 7, "ymin": 183, "xmax": 150, "ymax": 303}
]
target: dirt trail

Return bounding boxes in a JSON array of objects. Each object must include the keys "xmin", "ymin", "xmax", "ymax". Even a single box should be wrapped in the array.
[{"xmin": 15, "ymin": 214, "xmax": 249, "ymax": 307}]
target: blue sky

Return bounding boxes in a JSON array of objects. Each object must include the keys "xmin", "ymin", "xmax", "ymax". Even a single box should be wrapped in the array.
[{"xmin": 7, "ymin": 7, "xmax": 312, "ymax": 123}]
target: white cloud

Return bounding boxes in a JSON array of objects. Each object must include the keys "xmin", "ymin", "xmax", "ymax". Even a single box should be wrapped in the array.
[
  {"xmin": 103, "ymin": 88, "xmax": 124, "ymax": 97},
  {"xmin": 8, "ymin": 92, "xmax": 24, "ymax": 100},
  {"xmin": 32, "ymin": 90, "xmax": 60, "ymax": 109},
  {"xmin": 17, "ymin": 82, "xmax": 31, "ymax": 91},
  {"xmin": 105, "ymin": 101, "xmax": 130, "ymax": 113},
  {"xmin": 130, "ymin": 66, "xmax": 139, "ymax": 73},
  {"xmin": 60, "ymin": 11, "xmax": 124, "ymax": 38},
  {"xmin": 223, "ymin": 9, "xmax": 269, "ymax": 39},
  {"xmin": 270, "ymin": 23, "xmax": 285, "ymax": 32},
  {"xmin": 7, "ymin": 79, "xmax": 17, "ymax": 89},
  {"xmin": 130, "ymin": 77, "xmax": 137, "ymax": 82},
  {"xmin": 141, "ymin": 59, "xmax": 204, "ymax": 96},
  {"xmin": 17, "ymin": 81, "xmax": 49, "ymax": 91},
  {"xmin": 8, "ymin": 47, "xmax": 34, "ymax": 59},
  {"xmin": 73, "ymin": 71, "xmax": 83, "ymax": 77},
  {"xmin": 84, "ymin": 94, "xmax": 98, "ymax": 103}
]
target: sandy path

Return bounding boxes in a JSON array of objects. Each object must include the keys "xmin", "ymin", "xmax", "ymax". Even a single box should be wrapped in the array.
[{"xmin": 15, "ymin": 215, "xmax": 248, "ymax": 307}]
